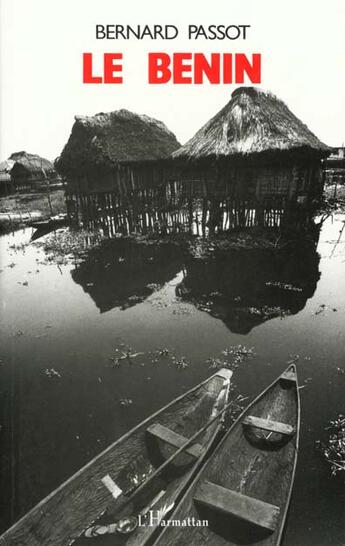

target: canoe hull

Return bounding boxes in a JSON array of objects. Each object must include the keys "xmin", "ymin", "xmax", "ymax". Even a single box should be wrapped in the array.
[
  {"xmin": 0, "ymin": 369, "xmax": 232, "ymax": 546},
  {"xmin": 154, "ymin": 365, "xmax": 300, "ymax": 546}
]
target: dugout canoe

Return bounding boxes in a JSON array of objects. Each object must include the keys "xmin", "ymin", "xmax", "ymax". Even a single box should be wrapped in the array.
[
  {"xmin": 0, "ymin": 368, "xmax": 232, "ymax": 546},
  {"xmin": 153, "ymin": 365, "xmax": 300, "ymax": 546},
  {"xmin": 30, "ymin": 213, "xmax": 69, "ymax": 230}
]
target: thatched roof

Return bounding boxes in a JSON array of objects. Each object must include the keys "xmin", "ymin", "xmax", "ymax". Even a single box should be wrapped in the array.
[
  {"xmin": 0, "ymin": 159, "xmax": 15, "ymax": 173},
  {"xmin": 56, "ymin": 109, "xmax": 180, "ymax": 176},
  {"xmin": 173, "ymin": 87, "xmax": 330, "ymax": 162},
  {"xmin": 9, "ymin": 151, "xmax": 55, "ymax": 174},
  {"xmin": 0, "ymin": 160, "xmax": 14, "ymax": 184},
  {"xmin": 0, "ymin": 159, "xmax": 15, "ymax": 178}
]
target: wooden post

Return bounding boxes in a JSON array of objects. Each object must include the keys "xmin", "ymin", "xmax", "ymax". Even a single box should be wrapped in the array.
[{"xmin": 45, "ymin": 180, "xmax": 54, "ymax": 215}]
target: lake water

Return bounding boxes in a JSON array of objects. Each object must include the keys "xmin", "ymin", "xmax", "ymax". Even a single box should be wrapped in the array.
[{"xmin": 0, "ymin": 214, "xmax": 345, "ymax": 545}]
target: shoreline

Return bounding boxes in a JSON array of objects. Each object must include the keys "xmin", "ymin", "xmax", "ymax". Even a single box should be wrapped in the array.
[{"xmin": 0, "ymin": 189, "xmax": 66, "ymax": 234}]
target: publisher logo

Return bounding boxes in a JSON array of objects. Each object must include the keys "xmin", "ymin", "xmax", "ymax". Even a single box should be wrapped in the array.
[{"xmin": 138, "ymin": 509, "xmax": 209, "ymax": 528}]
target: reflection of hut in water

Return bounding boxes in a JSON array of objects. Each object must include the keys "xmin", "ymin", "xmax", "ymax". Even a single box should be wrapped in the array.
[
  {"xmin": 9, "ymin": 151, "xmax": 58, "ymax": 191},
  {"xmin": 71, "ymin": 239, "xmax": 183, "ymax": 313},
  {"xmin": 166, "ymin": 87, "xmax": 330, "ymax": 230},
  {"xmin": 176, "ymin": 241, "xmax": 320, "ymax": 334},
  {"xmin": 57, "ymin": 109, "xmax": 180, "ymax": 195}
]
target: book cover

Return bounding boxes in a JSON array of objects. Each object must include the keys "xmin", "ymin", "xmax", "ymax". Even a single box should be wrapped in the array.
[{"xmin": 0, "ymin": 1, "xmax": 344, "ymax": 544}]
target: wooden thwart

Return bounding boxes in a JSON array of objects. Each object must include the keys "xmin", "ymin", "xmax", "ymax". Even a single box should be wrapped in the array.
[
  {"xmin": 147, "ymin": 424, "xmax": 205, "ymax": 459},
  {"xmin": 242, "ymin": 416, "xmax": 294, "ymax": 436},
  {"xmin": 193, "ymin": 481, "xmax": 280, "ymax": 532}
]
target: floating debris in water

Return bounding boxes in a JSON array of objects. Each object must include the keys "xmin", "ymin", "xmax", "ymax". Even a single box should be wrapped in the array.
[
  {"xmin": 157, "ymin": 348, "xmax": 170, "ymax": 357},
  {"xmin": 109, "ymin": 357, "xmax": 121, "ymax": 367},
  {"xmin": 207, "ymin": 357, "xmax": 227, "ymax": 370},
  {"xmin": 207, "ymin": 345, "xmax": 255, "ymax": 371},
  {"xmin": 287, "ymin": 354, "xmax": 300, "ymax": 365},
  {"xmin": 210, "ymin": 290, "xmax": 222, "ymax": 297},
  {"xmin": 43, "ymin": 368, "xmax": 62, "ymax": 378},
  {"xmin": 33, "ymin": 229, "xmax": 105, "ymax": 263},
  {"xmin": 265, "ymin": 281, "xmax": 302, "ymax": 292},
  {"xmin": 128, "ymin": 352, "xmax": 144, "ymax": 359},
  {"xmin": 119, "ymin": 398, "xmax": 133, "ymax": 407},
  {"xmin": 222, "ymin": 345, "xmax": 256, "ymax": 368},
  {"xmin": 146, "ymin": 282, "xmax": 162, "ymax": 291},
  {"xmin": 317, "ymin": 414, "xmax": 345, "ymax": 475},
  {"xmin": 150, "ymin": 298, "xmax": 169, "ymax": 310},
  {"xmin": 128, "ymin": 295, "xmax": 143, "ymax": 303},
  {"xmin": 240, "ymin": 305, "xmax": 291, "ymax": 320},
  {"xmin": 172, "ymin": 306, "xmax": 193, "ymax": 315},
  {"xmin": 9, "ymin": 242, "xmax": 27, "ymax": 252},
  {"xmin": 222, "ymin": 345, "xmax": 255, "ymax": 358},
  {"xmin": 314, "ymin": 304, "xmax": 327, "ymax": 315},
  {"xmin": 14, "ymin": 330, "xmax": 24, "ymax": 337},
  {"xmin": 108, "ymin": 349, "xmax": 144, "ymax": 367},
  {"xmin": 172, "ymin": 356, "xmax": 190, "ymax": 370}
]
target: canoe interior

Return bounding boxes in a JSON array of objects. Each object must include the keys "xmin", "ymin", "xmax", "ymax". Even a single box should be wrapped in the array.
[
  {"xmin": 0, "ymin": 370, "xmax": 229, "ymax": 546},
  {"xmin": 154, "ymin": 366, "xmax": 300, "ymax": 546}
]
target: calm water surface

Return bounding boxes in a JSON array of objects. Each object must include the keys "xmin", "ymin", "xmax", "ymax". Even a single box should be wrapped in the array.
[{"xmin": 0, "ymin": 215, "xmax": 345, "ymax": 545}]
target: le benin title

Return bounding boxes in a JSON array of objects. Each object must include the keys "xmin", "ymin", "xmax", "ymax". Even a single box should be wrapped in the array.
[{"xmin": 83, "ymin": 24, "xmax": 261, "ymax": 85}]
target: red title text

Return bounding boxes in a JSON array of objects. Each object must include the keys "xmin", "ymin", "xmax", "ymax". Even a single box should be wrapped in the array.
[{"xmin": 82, "ymin": 52, "xmax": 261, "ymax": 84}]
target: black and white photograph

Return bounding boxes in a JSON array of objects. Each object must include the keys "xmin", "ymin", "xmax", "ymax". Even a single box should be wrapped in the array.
[{"xmin": 0, "ymin": 1, "xmax": 344, "ymax": 544}]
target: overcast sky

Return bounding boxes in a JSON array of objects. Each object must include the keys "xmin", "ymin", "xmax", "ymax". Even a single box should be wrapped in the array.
[{"xmin": 1, "ymin": 0, "xmax": 344, "ymax": 161}]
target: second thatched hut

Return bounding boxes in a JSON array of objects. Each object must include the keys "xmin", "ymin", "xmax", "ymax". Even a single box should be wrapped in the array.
[
  {"xmin": 9, "ymin": 151, "xmax": 58, "ymax": 191},
  {"xmin": 56, "ymin": 109, "xmax": 180, "ymax": 195},
  {"xmin": 0, "ymin": 160, "xmax": 14, "ymax": 195},
  {"xmin": 169, "ymin": 87, "xmax": 330, "ymax": 207}
]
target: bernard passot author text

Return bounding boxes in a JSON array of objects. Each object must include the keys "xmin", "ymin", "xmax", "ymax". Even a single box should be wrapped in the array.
[{"xmin": 83, "ymin": 23, "xmax": 261, "ymax": 85}]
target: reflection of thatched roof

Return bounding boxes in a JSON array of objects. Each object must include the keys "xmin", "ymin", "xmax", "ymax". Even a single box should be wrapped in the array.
[
  {"xmin": 176, "ymin": 244, "xmax": 320, "ymax": 334},
  {"xmin": 56, "ymin": 110, "xmax": 180, "ymax": 176},
  {"xmin": 71, "ymin": 239, "xmax": 183, "ymax": 313},
  {"xmin": 9, "ymin": 151, "xmax": 55, "ymax": 174},
  {"xmin": 173, "ymin": 87, "xmax": 330, "ymax": 161}
]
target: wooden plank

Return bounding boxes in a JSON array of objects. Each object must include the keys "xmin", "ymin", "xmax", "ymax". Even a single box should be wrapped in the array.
[
  {"xmin": 193, "ymin": 481, "xmax": 280, "ymax": 532},
  {"xmin": 242, "ymin": 416, "xmax": 294, "ymax": 436},
  {"xmin": 147, "ymin": 424, "xmax": 204, "ymax": 459}
]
